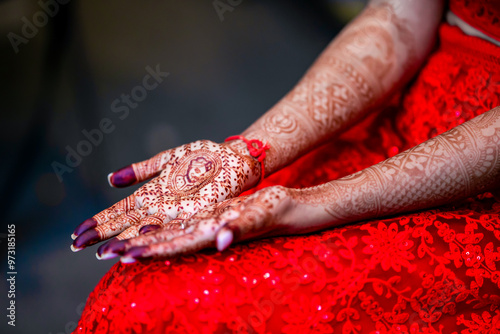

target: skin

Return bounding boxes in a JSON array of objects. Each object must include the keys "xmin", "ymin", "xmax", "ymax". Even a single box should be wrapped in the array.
[
  {"xmin": 74, "ymin": 0, "xmax": 500, "ymax": 262},
  {"xmin": 71, "ymin": 140, "xmax": 261, "ymax": 251},
  {"xmin": 111, "ymin": 107, "xmax": 500, "ymax": 262}
]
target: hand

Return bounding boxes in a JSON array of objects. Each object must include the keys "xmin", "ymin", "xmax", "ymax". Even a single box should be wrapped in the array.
[
  {"xmin": 96, "ymin": 186, "xmax": 295, "ymax": 262},
  {"xmin": 71, "ymin": 140, "xmax": 262, "ymax": 252}
]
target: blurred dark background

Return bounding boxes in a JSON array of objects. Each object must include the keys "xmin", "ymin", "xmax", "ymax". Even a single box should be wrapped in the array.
[{"xmin": 0, "ymin": 1, "xmax": 366, "ymax": 333}]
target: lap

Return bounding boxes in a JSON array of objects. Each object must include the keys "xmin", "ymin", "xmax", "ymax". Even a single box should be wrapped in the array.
[{"xmin": 75, "ymin": 193, "xmax": 500, "ymax": 334}]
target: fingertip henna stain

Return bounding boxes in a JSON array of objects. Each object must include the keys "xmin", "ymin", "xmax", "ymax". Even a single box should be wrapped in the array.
[
  {"xmin": 105, "ymin": 239, "xmax": 128, "ymax": 255},
  {"xmin": 122, "ymin": 246, "xmax": 150, "ymax": 262},
  {"xmin": 109, "ymin": 166, "xmax": 137, "ymax": 188},
  {"xmin": 73, "ymin": 229, "xmax": 100, "ymax": 249},
  {"xmin": 73, "ymin": 218, "xmax": 98, "ymax": 237},
  {"xmin": 139, "ymin": 225, "xmax": 161, "ymax": 234}
]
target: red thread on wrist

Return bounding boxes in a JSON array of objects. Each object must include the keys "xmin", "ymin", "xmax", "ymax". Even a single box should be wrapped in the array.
[{"xmin": 225, "ymin": 135, "xmax": 270, "ymax": 182}]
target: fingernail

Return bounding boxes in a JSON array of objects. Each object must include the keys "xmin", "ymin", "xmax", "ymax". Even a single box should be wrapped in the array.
[
  {"xmin": 72, "ymin": 229, "xmax": 100, "ymax": 249},
  {"xmin": 120, "ymin": 256, "xmax": 137, "ymax": 264},
  {"xmin": 216, "ymin": 228, "xmax": 233, "ymax": 251},
  {"xmin": 108, "ymin": 166, "xmax": 137, "ymax": 188},
  {"xmin": 104, "ymin": 239, "xmax": 128, "ymax": 255},
  {"xmin": 96, "ymin": 240, "xmax": 112, "ymax": 258},
  {"xmin": 107, "ymin": 173, "xmax": 113, "ymax": 187},
  {"xmin": 96, "ymin": 251, "xmax": 118, "ymax": 260},
  {"xmin": 73, "ymin": 218, "xmax": 97, "ymax": 237},
  {"xmin": 121, "ymin": 246, "xmax": 149, "ymax": 263},
  {"xmin": 70, "ymin": 244, "xmax": 82, "ymax": 252},
  {"xmin": 97, "ymin": 239, "xmax": 123, "ymax": 260},
  {"xmin": 139, "ymin": 225, "xmax": 161, "ymax": 234}
]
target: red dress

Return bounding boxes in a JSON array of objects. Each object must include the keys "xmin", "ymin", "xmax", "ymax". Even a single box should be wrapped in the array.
[{"xmin": 75, "ymin": 2, "xmax": 500, "ymax": 333}]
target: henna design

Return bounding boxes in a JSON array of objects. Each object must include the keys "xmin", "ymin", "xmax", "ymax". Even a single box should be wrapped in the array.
[
  {"xmin": 167, "ymin": 150, "xmax": 222, "ymax": 196},
  {"xmin": 291, "ymin": 107, "xmax": 500, "ymax": 228},
  {"xmin": 242, "ymin": 1, "xmax": 426, "ymax": 174},
  {"xmin": 105, "ymin": 187, "xmax": 291, "ymax": 261},
  {"xmin": 96, "ymin": 110, "xmax": 500, "ymax": 261},
  {"xmin": 110, "ymin": 106, "xmax": 500, "ymax": 260},
  {"xmin": 73, "ymin": 140, "xmax": 262, "ymax": 252}
]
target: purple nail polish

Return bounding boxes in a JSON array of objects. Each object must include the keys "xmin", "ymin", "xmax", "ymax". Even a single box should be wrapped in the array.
[
  {"xmin": 106, "ymin": 239, "xmax": 128, "ymax": 255},
  {"xmin": 73, "ymin": 218, "xmax": 97, "ymax": 237},
  {"xmin": 96, "ymin": 241, "xmax": 111, "ymax": 258},
  {"xmin": 139, "ymin": 225, "xmax": 161, "ymax": 234},
  {"xmin": 123, "ymin": 246, "xmax": 150, "ymax": 261},
  {"xmin": 109, "ymin": 166, "xmax": 137, "ymax": 188},
  {"xmin": 73, "ymin": 229, "xmax": 100, "ymax": 249}
]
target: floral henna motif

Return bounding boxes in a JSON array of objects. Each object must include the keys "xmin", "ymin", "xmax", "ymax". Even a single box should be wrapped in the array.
[
  {"xmin": 72, "ymin": 140, "xmax": 261, "ymax": 253},
  {"xmin": 289, "ymin": 107, "xmax": 500, "ymax": 230},
  {"xmin": 102, "ymin": 186, "xmax": 292, "ymax": 262}
]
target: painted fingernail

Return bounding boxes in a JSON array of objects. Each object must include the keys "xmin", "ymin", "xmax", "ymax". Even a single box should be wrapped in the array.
[
  {"xmin": 139, "ymin": 225, "xmax": 161, "ymax": 234},
  {"xmin": 73, "ymin": 218, "xmax": 97, "ymax": 238},
  {"xmin": 96, "ymin": 250, "xmax": 119, "ymax": 260},
  {"xmin": 70, "ymin": 244, "xmax": 82, "ymax": 252},
  {"xmin": 216, "ymin": 228, "xmax": 233, "ymax": 252},
  {"xmin": 96, "ymin": 240, "xmax": 118, "ymax": 259},
  {"xmin": 108, "ymin": 166, "xmax": 137, "ymax": 188},
  {"xmin": 121, "ymin": 246, "xmax": 149, "ymax": 263},
  {"xmin": 72, "ymin": 229, "xmax": 100, "ymax": 249},
  {"xmin": 105, "ymin": 239, "xmax": 128, "ymax": 255}
]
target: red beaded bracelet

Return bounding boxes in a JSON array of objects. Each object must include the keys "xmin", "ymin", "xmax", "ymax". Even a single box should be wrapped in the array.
[{"xmin": 225, "ymin": 135, "xmax": 270, "ymax": 182}]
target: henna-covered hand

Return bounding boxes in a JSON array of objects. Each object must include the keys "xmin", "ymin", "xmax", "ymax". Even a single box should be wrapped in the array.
[
  {"xmin": 96, "ymin": 186, "xmax": 296, "ymax": 262},
  {"xmin": 95, "ymin": 106, "xmax": 500, "ymax": 262},
  {"xmin": 71, "ymin": 140, "xmax": 262, "ymax": 253}
]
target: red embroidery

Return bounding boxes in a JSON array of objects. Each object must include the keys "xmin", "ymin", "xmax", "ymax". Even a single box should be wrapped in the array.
[
  {"xmin": 74, "ymin": 19, "xmax": 500, "ymax": 334},
  {"xmin": 450, "ymin": 0, "xmax": 500, "ymax": 42}
]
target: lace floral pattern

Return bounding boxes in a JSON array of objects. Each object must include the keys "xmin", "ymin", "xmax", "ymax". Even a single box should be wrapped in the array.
[
  {"xmin": 75, "ymin": 194, "xmax": 500, "ymax": 334},
  {"xmin": 450, "ymin": 0, "xmax": 500, "ymax": 41},
  {"xmin": 75, "ymin": 23, "xmax": 500, "ymax": 334}
]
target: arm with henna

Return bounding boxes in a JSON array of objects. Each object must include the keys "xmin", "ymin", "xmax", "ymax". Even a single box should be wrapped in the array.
[
  {"xmin": 72, "ymin": 0, "xmax": 444, "ymax": 252},
  {"xmin": 238, "ymin": 0, "xmax": 444, "ymax": 174},
  {"xmin": 109, "ymin": 107, "xmax": 500, "ymax": 262}
]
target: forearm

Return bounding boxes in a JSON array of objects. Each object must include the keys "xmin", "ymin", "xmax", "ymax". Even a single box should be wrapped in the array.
[
  {"xmin": 241, "ymin": 0, "xmax": 443, "ymax": 174},
  {"xmin": 286, "ymin": 107, "xmax": 500, "ymax": 233}
]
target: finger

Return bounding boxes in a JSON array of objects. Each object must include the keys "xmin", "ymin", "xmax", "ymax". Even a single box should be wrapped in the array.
[
  {"xmin": 96, "ymin": 207, "xmax": 150, "ymax": 239},
  {"xmin": 108, "ymin": 150, "xmax": 171, "ymax": 188},
  {"xmin": 115, "ymin": 212, "xmax": 167, "ymax": 240},
  {"xmin": 72, "ymin": 195, "xmax": 137, "ymax": 239},
  {"xmin": 120, "ymin": 226, "xmax": 215, "ymax": 263},
  {"xmin": 72, "ymin": 207, "xmax": 147, "ymax": 252},
  {"xmin": 215, "ymin": 204, "xmax": 270, "ymax": 251},
  {"xmin": 120, "ymin": 208, "xmax": 243, "ymax": 262},
  {"xmin": 139, "ymin": 211, "xmax": 193, "ymax": 234},
  {"xmin": 138, "ymin": 211, "xmax": 191, "ymax": 235},
  {"xmin": 216, "ymin": 227, "xmax": 234, "ymax": 252},
  {"xmin": 95, "ymin": 217, "xmax": 156, "ymax": 260},
  {"xmin": 214, "ymin": 209, "xmax": 243, "ymax": 251}
]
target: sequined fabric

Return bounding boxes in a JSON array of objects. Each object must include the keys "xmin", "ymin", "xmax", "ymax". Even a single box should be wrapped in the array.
[
  {"xmin": 74, "ymin": 23, "xmax": 500, "ymax": 334},
  {"xmin": 450, "ymin": 0, "xmax": 500, "ymax": 42}
]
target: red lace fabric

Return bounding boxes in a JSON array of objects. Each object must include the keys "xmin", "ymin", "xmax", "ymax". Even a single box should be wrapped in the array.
[
  {"xmin": 450, "ymin": 0, "xmax": 500, "ymax": 42},
  {"xmin": 75, "ymin": 24, "xmax": 500, "ymax": 334}
]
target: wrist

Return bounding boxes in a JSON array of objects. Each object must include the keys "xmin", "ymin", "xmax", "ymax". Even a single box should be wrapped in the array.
[
  {"xmin": 282, "ymin": 186, "xmax": 342, "ymax": 233},
  {"xmin": 224, "ymin": 135, "xmax": 270, "ymax": 185}
]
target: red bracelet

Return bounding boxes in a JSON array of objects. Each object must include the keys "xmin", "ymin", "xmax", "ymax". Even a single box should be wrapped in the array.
[{"xmin": 225, "ymin": 135, "xmax": 270, "ymax": 182}]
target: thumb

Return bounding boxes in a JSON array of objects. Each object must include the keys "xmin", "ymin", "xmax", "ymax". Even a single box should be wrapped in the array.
[
  {"xmin": 108, "ymin": 149, "xmax": 171, "ymax": 187},
  {"xmin": 215, "ymin": 227, "xmax": 234, "ymax": 252}
]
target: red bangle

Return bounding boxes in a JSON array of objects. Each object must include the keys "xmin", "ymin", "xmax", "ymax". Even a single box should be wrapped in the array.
[{"xmin": 225, "ymin": 135, "xmax": 270, "ymax": 182}]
